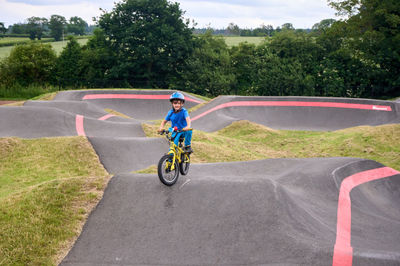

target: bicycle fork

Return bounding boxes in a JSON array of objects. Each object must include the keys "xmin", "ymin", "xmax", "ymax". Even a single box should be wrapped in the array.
[{"xmin": 166, "ymin": 151, "xmax": 177, "ymax": 171}]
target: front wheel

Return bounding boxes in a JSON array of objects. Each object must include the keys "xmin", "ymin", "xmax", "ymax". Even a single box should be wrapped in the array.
[
  {"xmin": 158, "ymin": 154, "xmax": 179, "ymax": 186},
  {"xmin": 179, "ymin": 153, "xmax": 190, "ymax": 175}
]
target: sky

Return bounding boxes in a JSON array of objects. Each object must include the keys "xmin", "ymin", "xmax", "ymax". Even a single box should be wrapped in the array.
[{"xmin": 0, "ymin": 0, "xmax": 337, "ymax": 29}]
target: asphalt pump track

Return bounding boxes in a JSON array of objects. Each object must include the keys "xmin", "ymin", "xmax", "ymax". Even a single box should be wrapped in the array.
[{"xmin": 1, "ymin": 90, "xmax": 400, "ymax": 266}]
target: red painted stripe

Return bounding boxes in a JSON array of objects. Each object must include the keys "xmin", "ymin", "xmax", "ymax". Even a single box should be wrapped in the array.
[
  {"xmin": 75, "ymin": 115, "xmax": 86, "ymax": 136},
  {"xmin": 332, "ymin": 167, "xmax": 400, "ymax": 266},
  {"xmin": 98, "ymin": 114, "xmax": 115, "ymax": 121},
  {"xmin": 82, "ymin": 94, "xmax": 202, "ymax": 104},
  {"xmin": 191, "ymin": 101, "xmax": 392, "ymax": 121}
]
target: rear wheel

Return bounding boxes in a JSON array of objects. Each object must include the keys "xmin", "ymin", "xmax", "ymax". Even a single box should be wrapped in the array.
[
  {"xmin": 158, "ymin": 154, "xmax": 179, "ymax": 186},
  {"xmin": 179, "ymin": 153, "xmax": 190, "ymax": 175}
]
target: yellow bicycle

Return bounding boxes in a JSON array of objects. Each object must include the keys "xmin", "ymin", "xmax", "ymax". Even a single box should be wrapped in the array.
[{"xmin": 158, "ymin": 128, "xmax": 192, "ymax": 186}]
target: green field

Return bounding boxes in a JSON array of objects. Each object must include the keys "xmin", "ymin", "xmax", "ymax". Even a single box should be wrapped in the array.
[
  {"xmin": 223, "ymin": 36, "xmax": 267, "ymax": 47},
  {"xmin": 0, "ymin": 36, "xmax": 264, "ymax": 59},
  {"xmin": 0, "ymin": 38, "xmax": 89, "ymax": 59},
  {"xmin": 0, "ymin": 37, "xmax": 53, "ymax": 43},
  {"xmin": 0, "ymin": 37, "xmax": 30, "ymax": 44}
]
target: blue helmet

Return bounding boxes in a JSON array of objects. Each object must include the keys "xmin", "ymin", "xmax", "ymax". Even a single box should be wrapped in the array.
[{"xmin": 170, "ymin": 92, "xmax": 185, "ymax": 103}]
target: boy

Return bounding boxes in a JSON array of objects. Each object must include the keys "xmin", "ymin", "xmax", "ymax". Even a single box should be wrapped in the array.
[{"xmin": 158, "ymin": 92, "xmax": 193, "ymax": 153}]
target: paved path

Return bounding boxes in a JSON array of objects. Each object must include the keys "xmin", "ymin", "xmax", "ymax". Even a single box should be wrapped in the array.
[{"xmin": 1, "ymin": 90, "xmax": 399, "ymax": 265}]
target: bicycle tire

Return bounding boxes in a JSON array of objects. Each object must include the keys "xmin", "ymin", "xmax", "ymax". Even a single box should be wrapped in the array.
[
  {"xmin": 158, "ymin": 154, "xmax": 179, "ymax": 186},
  {"xmin": 179, "ymin": 153, "xmax": 190, "ymax": 175}
]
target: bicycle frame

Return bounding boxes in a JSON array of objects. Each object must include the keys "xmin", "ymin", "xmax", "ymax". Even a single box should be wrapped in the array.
[{"xmin": 162, "ymin": 129, "xmax": 191, "ymax": 171}]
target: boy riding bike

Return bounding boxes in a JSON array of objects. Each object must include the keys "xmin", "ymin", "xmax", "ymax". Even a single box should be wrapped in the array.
[{"xmin": 158, "ymin": 92, "xmax": 193, "ymax": 153}]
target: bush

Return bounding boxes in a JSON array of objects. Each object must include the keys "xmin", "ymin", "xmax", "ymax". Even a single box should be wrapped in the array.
[
  {"xmin": 0, "ymin": 83, "xmax": 59, "ymax": 99},
  {"xmin": 0, "ymin": 42, "xmax": 57, "ymax": 85},
  {"xmin": 0, "ymin": 42, "xmax": 57, "ymax": 98}
]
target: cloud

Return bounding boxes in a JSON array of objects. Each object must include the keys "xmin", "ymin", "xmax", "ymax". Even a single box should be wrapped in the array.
[
  {"xmin": 7, "ymin": 0, "xmax": 111, "ymax": 5},
  {"xmin": 177, "ymin": 0, "xmax": 336, "ymax": 28},
  {"xmin": 0, "ymin": 0, "xmax": 113, "ymax": 26},
  {"xmin": 0, "ymin": 0, "xmax": 336, "ymax": 29}
]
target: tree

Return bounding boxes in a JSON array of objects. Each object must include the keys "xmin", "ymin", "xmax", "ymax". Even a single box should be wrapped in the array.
[
  {"xmin": 80, "ymin": 29, "xmax": 118, "ymax": 87},
  {"xmin": 55, "ymin": 37, "xmax": 83, "ymax": 87},
  {"xmin": 315, "ymin": 48, "xmax": 372, "ymax": 97},
  {"xmin": 281, "ymin": 23, "xmax": 294, "ymax": 31},
  {"xmin": 0, "ymin": 22, "xmax": 6, "ymax": 34},
  {"xmin": 327, "ymin": 0, "xmax": 400, "ymax": 98},
  {"xmin": 252, "ymin": 41, "xmax": 315, "ymax": 96},
  {"xmin": 67, "ymin": 16, "xmax": 88, "ymax": 35},
  {"xmin": 311, "ymin": 19, "xmax": 336, "ymax": 35},
  {"xmin": 327, "ymin": 0, "xmax": 361, "ymax": 17},
  {"xmin": 0, "ymin": 43, "xmax": 56, "ymax": 87},
  {"xmin": 261, "ymin": 24, "xmax": 274, "ymax": 36},
  {"xmin": 269, "ymin": 30, "xmax": 324, "ymax": 76},
  {"xmin": 26, "ymin": 17, "xmax": 48, "ymax": 40},
  {"xmin": 230, "ymin": 42, "xmax": 258, "ymax": 94},
  {"xmin": 10, "ymin": 23, "xmax": 26, "ymax": 34},
  {"xmin": 227, "ymin": 22, "xmax": 240, "ymax": 35},
  {"xmin": 98, "ymin": 0, "xmax": 194, "ymax": 88},
  {"xmin": 174, "ymin": 31, "xmax": 235, "ymax": 96},
  {"xmin": 49, "ymin": 15, "xmax": 66, "ymax": 41}
]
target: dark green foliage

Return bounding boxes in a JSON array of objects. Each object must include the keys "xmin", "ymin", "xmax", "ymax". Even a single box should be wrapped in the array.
[
  {"xmin": 49, "ymin": 15, "xmax": 67, "ymax": 41},
  {"xmin": 0, "ymin": 43, "xmax": 58, "ymax": 98},
  {"xmin": 1, "ymin": 0, "xmax": 399, "ymax": 100},
  {"xmin": 26, "ymin": 17, "xmax": 47, "ymax": 40},
  {"xmin": 173, "ymin": 31, "xmax": 235, "ymax": 96},
  {"xmin": 230, "ymin": 42, "xmax": 258, "ymax": 95},
  {"xmin": 67, "ymin": 17, "xmax": 88, "ymax": 36},
  {"xmin": 252, "ymin": 46, "xmax": 315, "ymax": 96},
  {"xmin": 79, "ymin": 29, "xmax": 118, "ymax": 87},
  {"xmin": 10, "ymin": 24, "xmax": 26, "ymax": 34},
  {"xmin": 98, "ymin": 0, "xmax": 194, "ymax": 88},
  {"xmin": 0, "ymin": 22, "xmax": 6, "ymax": 34},
  {"xmin": 327, "ymin": 0, "xmax": 400, "ymax": 98},
  {"xmin": 55, "ymin": 37, "xmax": 83, "ymax": 87},
  {"xmin": 0, "ymin": 43, "xmax": 56, "ymax": 86}
]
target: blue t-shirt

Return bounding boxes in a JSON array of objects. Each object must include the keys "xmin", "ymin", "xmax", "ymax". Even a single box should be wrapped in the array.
[{"xmin": 165, "ymin": 108, "xmax": 189, "ymax": 130}]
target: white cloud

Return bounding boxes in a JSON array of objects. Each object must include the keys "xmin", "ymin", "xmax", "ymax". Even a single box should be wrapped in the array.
[
  {"xmin": 177, "ymin": 0, "xmax": 336, "ymax": 29},
  {"xmin": 0, "ymin": 0, "xmax": 336, "ymax": 29},
  {"xmin": 7, "ymin": 0, "xmax": 112, "ymax": 5},
  {"xmin": 0, "ymin": 0, "xmax": 113, "ymax": 26}
]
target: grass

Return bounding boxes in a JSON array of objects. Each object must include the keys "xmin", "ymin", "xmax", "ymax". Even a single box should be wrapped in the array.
[
  {"xmin": 31, "ymin": 91, "xmax": 58, "ymax": 101},
  {"xmin": 0, "ymin": 38, "xmax": 88, "ymax": 59},
  {"xmin": 142, "ymin": 120, "xmax": 400, "ymax": 171},
  {"xmin": 0, "ymin": 36, "xmax": 267, "ymax": 58},
  {"xmin": 1, "ymin": 90, "xmax": 399, "ymax": 264},
  {"xmin": 0, "ymin": 45, "xmax": 14, "ymax": 59},
  {"xmin": 0, "ymin": 137, "xmax": 111, "ymax": 265},
  {"xmin": 0, "ymin": 37, "xmax": 31, "ymax": 44},
  {"xmin": 50, "ymin": 38, "xmax": 88, "ymax": 54},
  {"xmin": 104, "ymin": 108, "xmax": 132, "ymax": 119},
  {"xmin": 223, "ymin": 36, "xmax": 267, "ymax": 47},
  {"xmin": 0, "ymin": 37, "xmax": 53, "ymax": 45}
]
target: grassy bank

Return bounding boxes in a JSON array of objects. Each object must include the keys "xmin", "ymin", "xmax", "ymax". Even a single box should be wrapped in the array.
[
  {"xmin": 143, "ymin": 120, "xmax": 400, "ymax": 171},
  {"xmin": 1, "ymin": 91, "xmax": 399, "ymax": 265},
  {"xmin": 0, "ymin": 137, "xmax": 111, "ymax": 265}
]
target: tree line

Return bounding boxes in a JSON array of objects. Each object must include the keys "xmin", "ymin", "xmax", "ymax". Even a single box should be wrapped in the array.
[
  {"xmin": 194, "ymin": 22, "xmax": 317, "ymax": 36},
  {"xmin": 0, "ymin": 0, "xmax": 399, "ymax": 99},
  {"xmin": 1, "ymin": 15, "xmax": 93, "ymax": 41}
]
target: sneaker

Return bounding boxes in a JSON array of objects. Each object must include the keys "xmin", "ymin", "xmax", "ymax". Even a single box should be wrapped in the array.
[{"xmin": 184, "ymin": 145, "xmax": 193, "ymax": 153}]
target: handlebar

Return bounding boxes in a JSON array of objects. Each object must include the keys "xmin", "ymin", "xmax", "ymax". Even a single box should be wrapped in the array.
[{"xmin": 158, "ymin": 128, "xmax": 193, "ymax": 135}]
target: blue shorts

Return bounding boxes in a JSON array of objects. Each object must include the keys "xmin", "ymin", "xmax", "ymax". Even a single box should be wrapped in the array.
[{"xmin": 171, "ymin": 131, "xmax": 192, "ymax": 147}]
